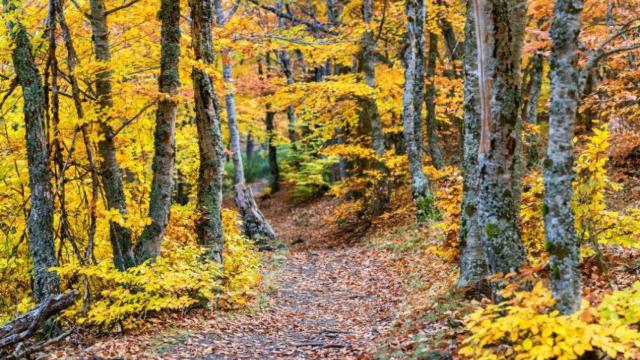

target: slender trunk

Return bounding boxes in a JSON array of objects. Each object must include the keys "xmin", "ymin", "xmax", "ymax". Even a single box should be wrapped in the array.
[
  {"xmin": 358, "ymin": 0, "xmax": 388, "ymax": 215},
  {"xmin": 88, "ymin": 0, "xmax": 135, "ymax": 271},
  {"xmin": 215, "ymin": 2, "xmax": 275, "ymax": 242},
  {"xmin": 473, "ymin": 0, "xmax": 527, "ymax": 284},
  {"xmin": 134, "ymin": 0, "xmax": 181, "ymax": 263},
  {"xmin": 402, "ymin": 0, "xmax": 433, "ymax": 204},
  {"xmin": 4, "ymin": 0, "xmax": 60, "ymax": 302},
  {"xmin": 524, "ymin": 53, "xmax": 544, "ymax": 166},
  {"xmin": 275, "ymin": 0, "xmax": 297, "ymax": 146},
  {"xmin": 544, "ymin": 0, "xmax": 583, "ymax": 314},
  {"xmin": 457, "ymin": 3, "xmax": 488, "ymax": 288},
  {"xmin": 246, "ymin": 132, "xmax": 254, "ymax": 169},
  {"xmin": 191, "ymin": 0, "xmax": 225, "ymax": 263},
  {"xmin": 265, "ymin": 108, "xmax": 280, "ymax": 193},
  {"xmin": 425, "ymin": 32, "xmax": 445, "ymax": 170}
]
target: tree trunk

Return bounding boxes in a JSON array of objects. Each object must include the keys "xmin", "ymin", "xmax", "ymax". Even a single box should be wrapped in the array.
[
  {"xmin": 88, "ymin": 0, "xmax": 135, "ymax": 271},
  {"xmin": 358, "ymin": 0, "xmax": 388, "ymax": 216},
  {"xmin": 265, "ymin": 108, "xmax": 280, "ymax": 193},
  {"xmin": 4, "ymin": 1, "xmax": 60, "ymax": 302},
  {"xmin": 524, "ymin": 53, "xmax": 544, "ymax": 166},
  {"xmin": 473, "ymin": 0, "xmax": 527, "ymax": 284},
  {"xmin": 425, "ymin": 32, "xmax": 445, "ymax": 170},
  {"xmin": 276, "ymin": 0, "xmax": 297, "ymax": 146},
  {"xmin": 457, "ymin": 3, "xmax": 489, "ymax": 289},
  {"xmin": 402, "ymin": 0, "xmax": 433, "ymax": 204},
  {"xmin": 190, "ymin": 0, "xmax": 225, "ymax": 263},
  {"xmin": 134, "ymin": 0, "xmax": 181, "ymax": 263},
  {"xmin": 214, "ymin": 2, "xmax": 276, "ymax": 242},
  {"xmin": 246, "ymin": 132, "xmax": 255, "ymax": 169},
  {"xmin": 544, "ymin": 0, "xmax": 583, "ymax": 314}
]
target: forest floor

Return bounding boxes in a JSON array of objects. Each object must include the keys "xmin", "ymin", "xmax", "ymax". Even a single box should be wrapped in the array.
[{"xmin": 46, "ymin": 186, "xmax": 409, "ymax": 359}]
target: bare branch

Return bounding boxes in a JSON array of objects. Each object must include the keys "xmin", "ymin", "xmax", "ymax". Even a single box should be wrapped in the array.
[{"xmin": 105, "ymin": 0, "xmax": 141, "ymax": 16}]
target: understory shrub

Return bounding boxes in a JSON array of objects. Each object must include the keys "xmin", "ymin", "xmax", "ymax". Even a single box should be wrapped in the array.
[
  {"xmin": 54, "ymin": 209, "xmax": 261, "ymax": 329},
  {"xmin": 461, "ymin": 282, "xmax": 640, "ymax": 359}
]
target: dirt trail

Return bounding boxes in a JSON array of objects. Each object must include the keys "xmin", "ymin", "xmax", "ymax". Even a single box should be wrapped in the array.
[
  {"xmin": 154, "ymin": 247, "xmax": 403, "ymax": 359},
  {"xmin": 49, "ymin": 191, "xmax": 404, "ymax": 359}
]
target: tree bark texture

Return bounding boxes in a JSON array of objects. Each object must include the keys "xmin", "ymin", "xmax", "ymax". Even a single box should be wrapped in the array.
[
  {"xmin": 191, "ymin": 0, "xmax": 225, "ymax": 263},
  {"xmin": 134, "ymin": 0, "xmax": 181, "ymax": 263},
  {"xmin": 457, "ymin": 3, "xmax": 489, "ymax": 288},
  {"xmin": 402, "ymin": 0, "xmax": 433, "ymax": 202},
  {"xmin": 473, "ymin": 0, "xmax": 527, "ymax": 281},
  {"xmin": 358, "ymin": 0, "xmax": 388, "ymax": 215},
  {"xmin": 88, "ymin": 0, "xmax": 135, "ymax": 271},
  {"xmin": 5, "ymin": 2, "xmax": 60, "ymax": 302},
  {"xmin": 425, "ymin": 32, "xmax": 445, "ymax": 170},
  {"xmin": 544, "ymin": 0, "xmax": 583, "ymax": 314}
]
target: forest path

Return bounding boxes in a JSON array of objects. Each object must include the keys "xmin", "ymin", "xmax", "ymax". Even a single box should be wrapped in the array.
[{"xmin": 152, "ymin": 246, "xmax": 404, "ymax": 359}]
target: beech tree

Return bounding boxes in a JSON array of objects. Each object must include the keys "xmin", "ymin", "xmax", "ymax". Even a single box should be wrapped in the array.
[
  {"xmin": 4, "ymin": 0, "xmax": 60, "ymax": 302},
  {"xmin": 88, "ymin": 0, "xmax": 136, "ymax": 271},
  {"xmin": 402, "ymin": 0, "xmax": 433, "ymax": 205},
  {"xmin": 190, "ymin": 0, "xmax": 226, "ymax": 263},
  {"xmin": 472, "ymin": 0, "xmax": 528, "ymax": 284},
  {"xmin": 134, "ymin": 0, "xmax": 181, "ymax": 263},
  {"xmin": 543, "ymin": 0, "xmax": 584, "ymax": 314}
]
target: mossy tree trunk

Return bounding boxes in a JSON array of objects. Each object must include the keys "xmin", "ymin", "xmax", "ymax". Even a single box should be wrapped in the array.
[
  {"xmin": 473, "ymin": 0, "xmax": 528, "ymax": 286},
  {"xmin": 457, "ymin": 2, "xmax": 489, "ymax": 289},
  {"xmin": 4, "ymin": 0, "xmax": 60, "ymax": 302},
  {"xmin": 88, "ymin": 0, "xmax": 136, "ymax": 271},
  {"xmin": 358, "ymin": 0, "xmax": 388, "ymax": 216},
  {"xmin": 402, "ymin": 0, "xmax": 434, "ymax": 209},
  {"xmin": 190, "ymin": 0, "xmax": 225, "ymax": 263},
  {"xmin": 544, "ymin": 0, "xmax": 583, "ymax": 314},
  {"xmin": 134, "ymin": 0, "xmax": 181, "ymax": 263}
]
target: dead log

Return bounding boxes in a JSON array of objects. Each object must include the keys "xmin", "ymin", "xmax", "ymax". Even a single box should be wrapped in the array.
[
  {"xmin": 0, "ymin": 290, "xmax": 77, "ymax": 350},
  {"xmin": 234, "ymin": 184, "xmax": 277, "ymax": 243}
]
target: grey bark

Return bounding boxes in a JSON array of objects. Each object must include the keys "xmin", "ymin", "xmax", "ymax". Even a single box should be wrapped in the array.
[
  {"xmin": 190, "ymin": 0, "xmax": 225, "ymax": 263},
  {"xmin": 358, "ymin": 0, "xmax": 388, "ymax": 215},
  {"xmin": 4, "ymin": 1, "xmax": 60, "ymax": 302},
  {"xmin": 214, "ymin": 1, "xmax": 276, "ymax": 242},
  {"xmin": 524, "ymin": 52, "xmax": 544, "ymax": 166},
  {"xmin": 524, "ymin": 53, "xmax": 544, "ymax": 125},
  {"xmin": 544, "ymin": 0, "xmax": 583, "ymax": 314},
  {"xmin": 402, "ymin": 0, "xmax": 433, "ymax": 202},
  {"xmin": 134, "ymin": 0, "xmax": 181, "ymax": 263},
  {"xmin": 425, "ymin": 32, "xmax": 445, "ymax": 170},
  {"xmin": 473, "ymin": 0, "xmax": 527, "ymax": 283},
  {"xmin": 457, "ymin": 3, "xmax": 488, "ymax": 288},
  {"xmin": 88, "ymin": 0, "xmax": 135, "ymax": 271}
]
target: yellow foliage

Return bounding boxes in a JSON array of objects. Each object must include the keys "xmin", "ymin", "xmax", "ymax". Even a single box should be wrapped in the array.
[
  {"xmin": 460, "ymin": 282, "xmax": 640, "ymax": 359},
  {"xmin": 52, "ymin": 209, "xmax": 260, "ymax": 329}
]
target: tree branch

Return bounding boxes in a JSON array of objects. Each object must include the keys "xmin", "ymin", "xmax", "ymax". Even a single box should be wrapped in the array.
[
  {"xmin": 105, "ymin": 0, "xmax": 141, "ymax": 16},
  {"xmin": 247, "ymin": 0, "xmax": 336, "ymax": 35}
]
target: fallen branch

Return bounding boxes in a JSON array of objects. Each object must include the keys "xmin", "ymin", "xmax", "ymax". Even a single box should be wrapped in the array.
[{"xmin": 0, "ymin": 290, "xmax": 78, "ymax": 350}]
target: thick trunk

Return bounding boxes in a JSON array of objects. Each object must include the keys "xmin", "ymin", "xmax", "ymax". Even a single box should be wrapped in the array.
[
  {"xmin": 265, "ymin": 109, "xmax": 280, "ymax": 193},
  {"xmin": 191, "ymin": 0, "xmax": 225, "ymax": 263},
  {"xmin": 215, "ymin": 3, "xmax": 275, "ymax": 242},
  {"xmin": 358, "ymin": 0, "xmax": 388, "ymax": 215},
  {"xmin": 457, "ymin": 3, "xmax": 488, "ymax": 288},
  {"xmin": 425, "ymin": 32, "xmax": 445, "ymax": 170},
  {"xmin": 473, "ymin": 0, "xmax": 527, "ymax": 282},
  {"xmin": 544, "ymin": 0, "xmax": 583, "ymax": 314},
  {"xmin": 88, "ymin": 0, "xmax": 135, "ymax": 271},
  {"xmin": 5, "ymin": 2, "xmax": 60, "ymax": 302},
  {"xmin": 134, "ymin": 0, "xmax": 181, "ymax": 263},
  {"xmin": 402, "ymin": 0, "xmax": 433, "ymax": 203}
]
